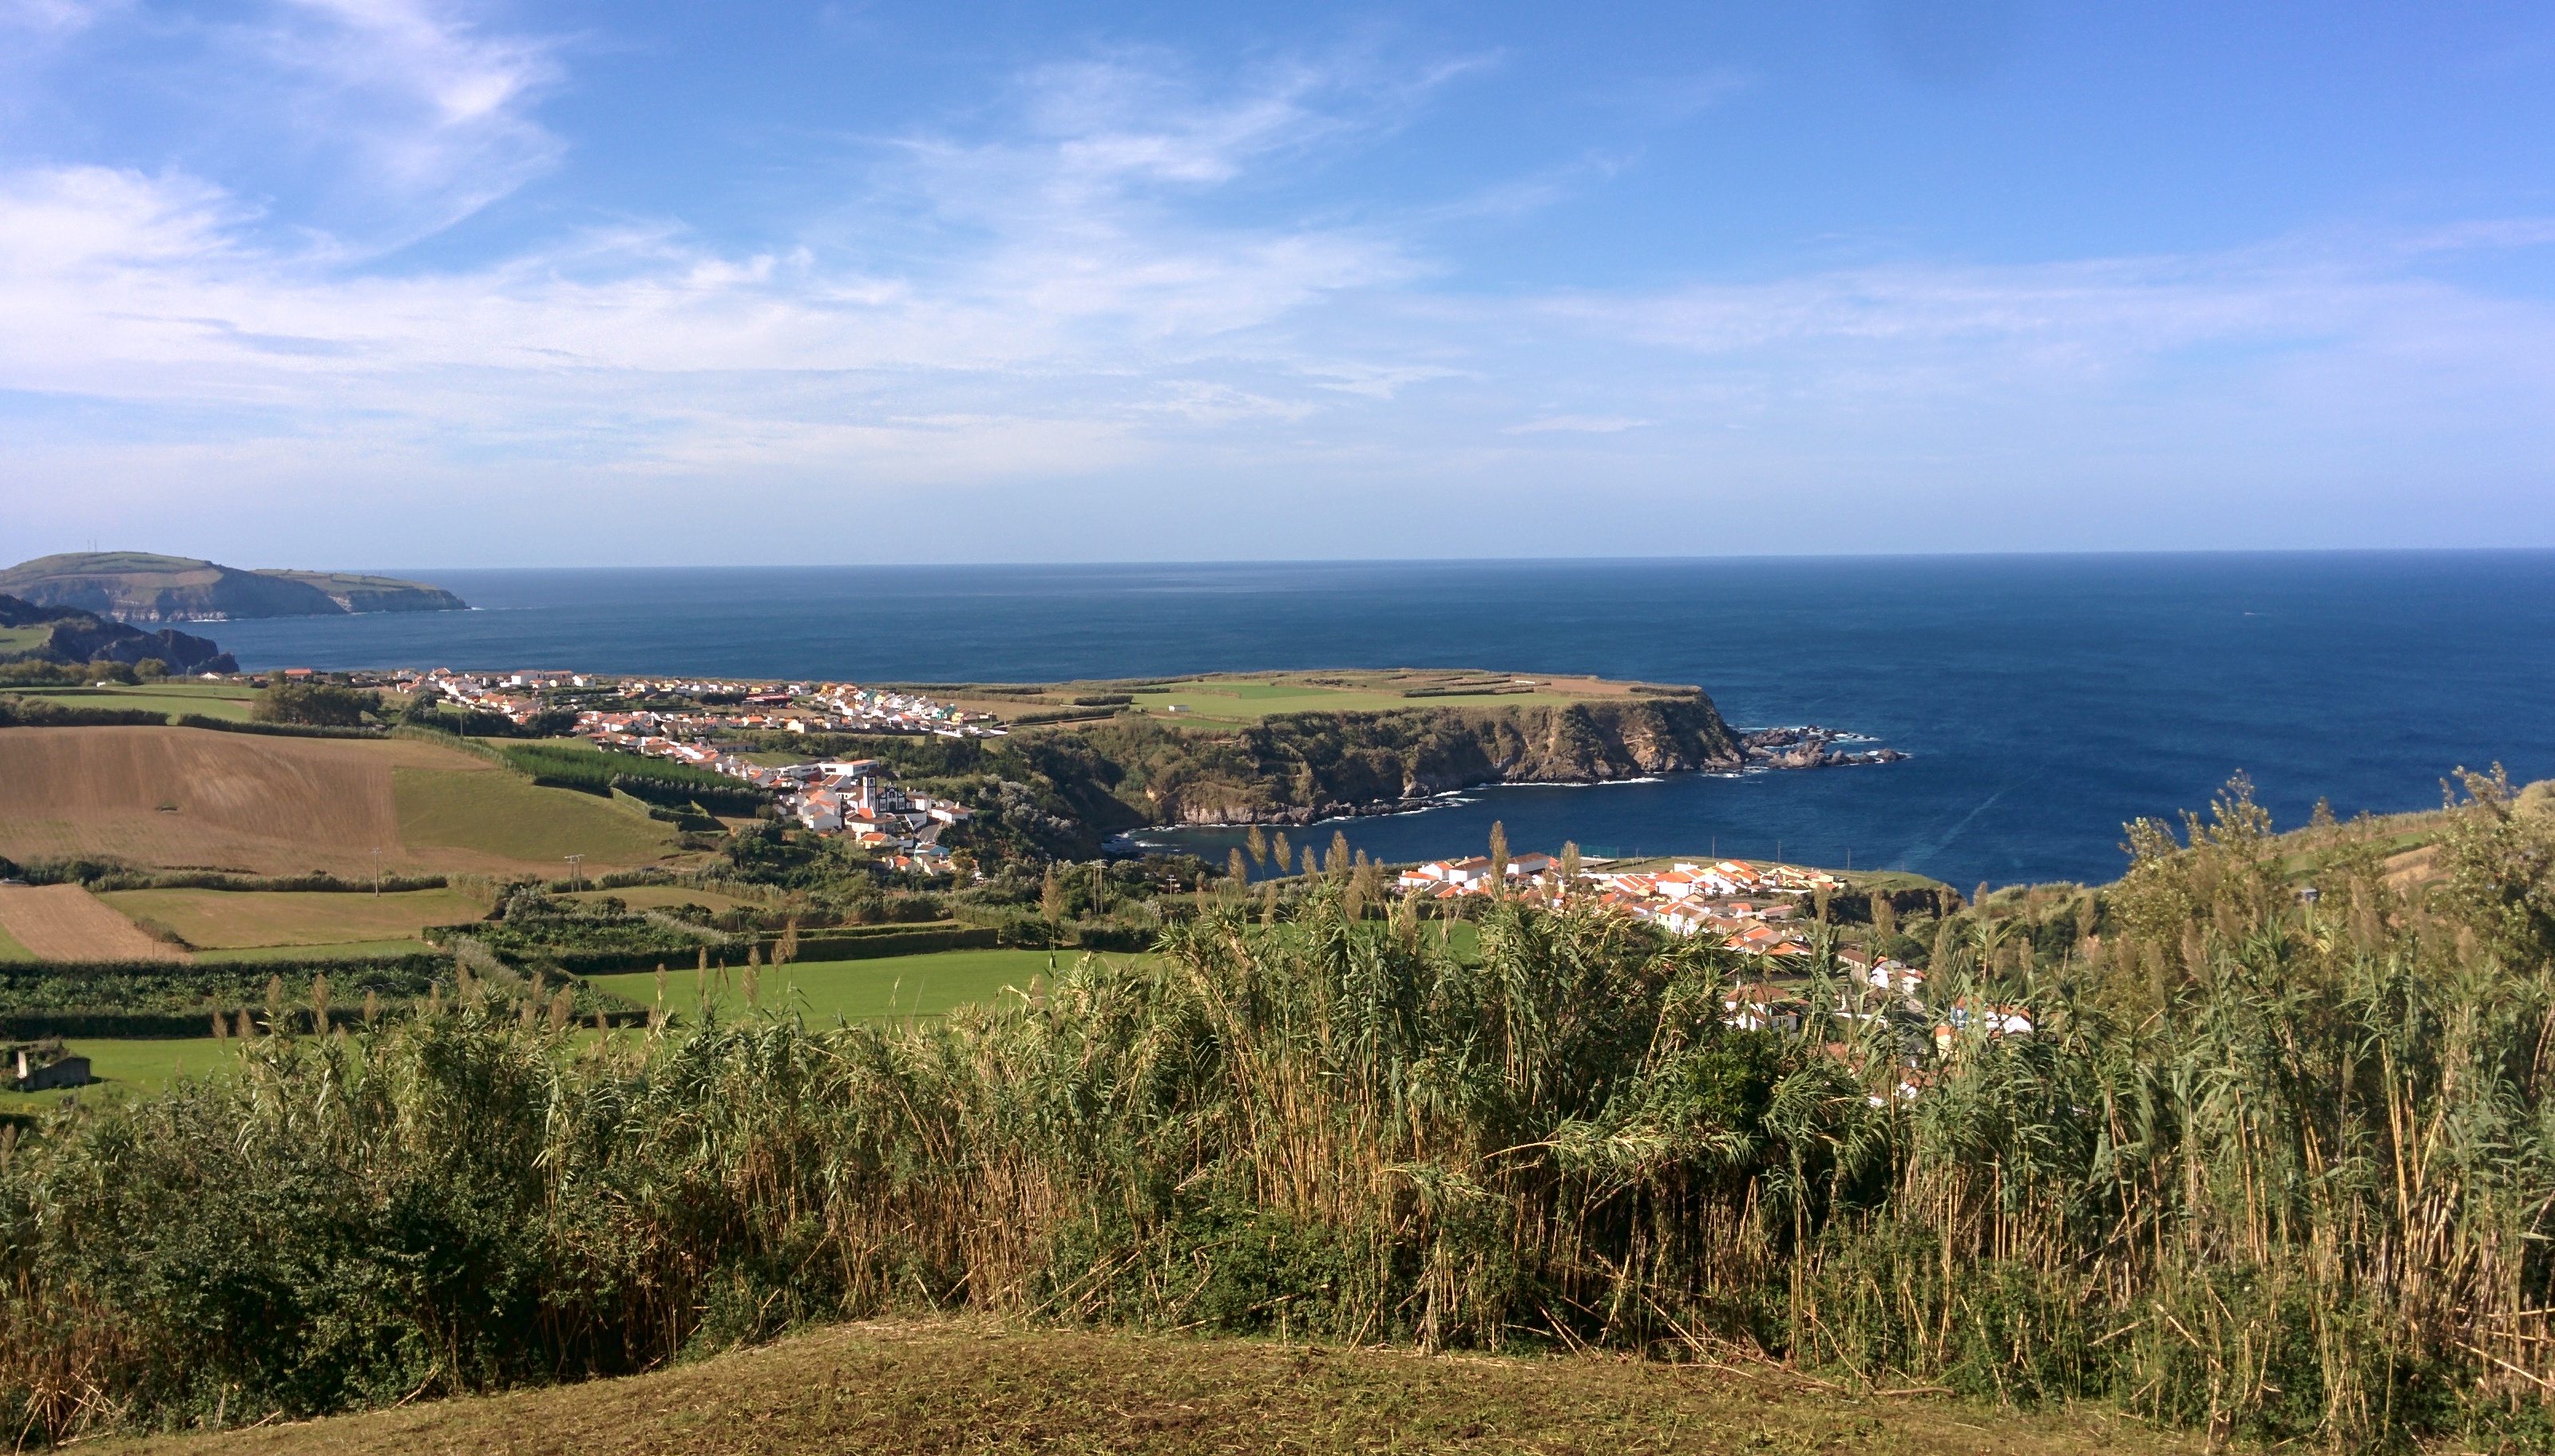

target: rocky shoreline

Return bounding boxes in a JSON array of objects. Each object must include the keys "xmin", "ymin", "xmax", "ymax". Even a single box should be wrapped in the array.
[
  {"xmin": 1146, "ymin": 723, "xmax": 1906, "ymax": 829},
  {"xmin": 1739, "ymin": 725, "xmax": 1911, "ymax": 770}
]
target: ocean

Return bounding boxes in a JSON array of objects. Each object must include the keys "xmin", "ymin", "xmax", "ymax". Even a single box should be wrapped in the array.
[{"xmin": 203, "ymin": 552, "xmax": 2555, "ymax": 891}]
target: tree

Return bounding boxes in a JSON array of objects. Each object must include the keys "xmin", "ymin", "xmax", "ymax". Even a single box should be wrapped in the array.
[
  {"xmin": 255, "ymin": 681, "xmax": 377, "ymax": 727},
  {"xmin": 1246, "ymin": 825, "xmax": 1268, "ymax": 868},
  {"xmin": 134, "ymin": 658, "xmax": 168, "ymax": 681}
]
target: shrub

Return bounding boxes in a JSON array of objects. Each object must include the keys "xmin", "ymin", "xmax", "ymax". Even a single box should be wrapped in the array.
[{"xmin": 252, "ymin": 681, "xmax": 378, "ymax": 726}]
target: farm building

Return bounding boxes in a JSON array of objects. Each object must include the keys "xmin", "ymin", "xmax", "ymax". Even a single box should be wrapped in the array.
[{"xmin": 10, "ymin": 1043, "xmax": 93, "ymax": 1092}]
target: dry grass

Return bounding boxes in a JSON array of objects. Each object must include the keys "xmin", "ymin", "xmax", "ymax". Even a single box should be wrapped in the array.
[
  {"xmin": 90, "ymin": 1317, "xmax": 2198, "ymax": 1456},
  {"xmin": 0, "ymin": 727, "xmax": 474, "ymax": 875},
  {"xmin": 0, "ymin": 726, "xmax": 678, "ymax": 876},
  {"xmin": 0, "ymin": 884, "xmax": 185, "ymax": 961},
  {"xmin": 91, "ymin": 888, "xmax": 485, "ymax": 950}
]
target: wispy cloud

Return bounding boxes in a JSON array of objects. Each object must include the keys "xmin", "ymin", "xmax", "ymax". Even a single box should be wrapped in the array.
[{"xmin": 2, "ymin": 18, "xmax": 2553, "ymax": 561}]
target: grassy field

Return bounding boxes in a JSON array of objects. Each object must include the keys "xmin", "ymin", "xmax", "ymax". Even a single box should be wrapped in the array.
[
  {"xmin": 0, "ymin": 726, "xmax": 476, "ymax": 875},
  {"xmin": 394, "ymin": 766, "xmax": 678, "ymax": 868},
  {"xmin": 0, "ymin": 1038, "xmax": 227, "ymax": 1112},
  {"xmin": 89, "ymin": 1316, "xmax": 2201, "ymax": 1456},
  {"xmin": 0, "ymin": 883, "xmax": 186, "ymax": 960},
  {"xmin": 590, "ymin": 947, "xmax": 1093, "ymax": 1022},
  {"xmin": 8, "ymin": 681, "xmax": 261, "ymax": 719},
  {"xmin": 0, "ymin": 920, "xmax": 32, "ymax": 963},
  {"xmin": 926, "ymin": 670, "xmax": 1691, "ymax": 730},
  {"xmin": 95, "ymin": 887, "xmax": 484, "ymax": 949}
]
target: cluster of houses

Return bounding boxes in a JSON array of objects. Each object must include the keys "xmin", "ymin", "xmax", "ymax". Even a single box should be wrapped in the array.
[
  {"xmin": 389, "ymin": 667, "xmax": 592, "ymax": 727},
  {"xmin": 768, "ymin": 758, "xmax": 971, "ymax": 873},
  {"xmin": 1393, "ymin": 855, "xmax": 1859, "ymax": 961},
  {"xmin": 578, "ymin": 683, "xmax": 1005, "ymax": 742}
]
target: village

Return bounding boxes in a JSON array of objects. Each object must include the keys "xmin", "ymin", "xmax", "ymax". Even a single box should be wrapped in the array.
[
  {"xmin": 1395, "ymin": 850, "xmax": 2031, "ymax": 1073},
  {"xmin": 303, "ymin": 663, "xmax": 2027, "ymax": 1053}
]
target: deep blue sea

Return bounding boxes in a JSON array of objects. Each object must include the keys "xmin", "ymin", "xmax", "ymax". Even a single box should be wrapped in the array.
[{"xmin": 204, "ymin": 553, "xmax": 2555, "ymax": 892}]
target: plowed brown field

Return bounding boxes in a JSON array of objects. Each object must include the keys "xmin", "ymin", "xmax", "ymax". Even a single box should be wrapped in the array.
[
  {"xmin": 0, "ymin": 726, "xmax": 675, "ymax": 876},
  {"xmin": 0, "ymin": 884, "xmax": 185, "ymax": 961}
]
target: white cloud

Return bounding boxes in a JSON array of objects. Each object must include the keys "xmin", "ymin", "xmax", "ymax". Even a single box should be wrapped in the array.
[{"xmin": 2, "ymin": 30, "xmax": 2553, "ymax": 561}]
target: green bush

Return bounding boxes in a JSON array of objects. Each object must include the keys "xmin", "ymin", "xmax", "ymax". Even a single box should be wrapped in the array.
[{"xmin": 252, "ymin": 681, "xmax": 378, "ymax": 726}]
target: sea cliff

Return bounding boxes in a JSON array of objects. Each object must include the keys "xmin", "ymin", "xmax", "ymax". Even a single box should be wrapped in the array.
[{"xmin": 1095, "ymin": 697, "xmax": 1741, "ymax": 825}]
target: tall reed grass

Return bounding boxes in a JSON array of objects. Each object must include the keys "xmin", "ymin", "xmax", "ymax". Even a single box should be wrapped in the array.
[{"xmin": 4, "ymin": 771, "xmax": 2552, "ymax": 1449}]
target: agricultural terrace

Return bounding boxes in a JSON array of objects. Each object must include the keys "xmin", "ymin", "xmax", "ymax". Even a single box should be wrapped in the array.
[{"xmin": 929, "ymin": 669, "xmax": 1695, "ymax": 730}]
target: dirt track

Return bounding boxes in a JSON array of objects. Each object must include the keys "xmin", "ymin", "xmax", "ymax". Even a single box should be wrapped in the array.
[
  {"xmin": 0, "ymin": 726, "xmax": 489, "ymax": 876},
  {"xmin": 0, "ymin": 884, "xmax": 187, "ymax": 961}
]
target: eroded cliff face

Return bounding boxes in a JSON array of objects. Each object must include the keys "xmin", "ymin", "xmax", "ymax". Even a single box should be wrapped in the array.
[{"xmin": 1128, "ymin": 697, "xmax": 1740, "ymax": 826}]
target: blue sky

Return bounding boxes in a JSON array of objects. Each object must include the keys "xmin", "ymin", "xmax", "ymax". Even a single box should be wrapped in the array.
[{"xmin": 3, "ymin": 0, "xmax": 2553, "ymax": 565}]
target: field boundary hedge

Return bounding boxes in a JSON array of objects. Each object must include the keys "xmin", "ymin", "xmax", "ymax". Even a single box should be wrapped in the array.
[
  {"xmin": 0, "ymin": 697, "xmax": 168, "ymax": 728},
  {"xmin": 168, "ymin": 715, "xmax": 386, "ymax": 740}
]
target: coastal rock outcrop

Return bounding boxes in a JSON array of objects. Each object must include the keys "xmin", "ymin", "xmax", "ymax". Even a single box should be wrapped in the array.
[{"xmin": 1117, "ymin": 697, "xmax": 1745, "ymax": 826}]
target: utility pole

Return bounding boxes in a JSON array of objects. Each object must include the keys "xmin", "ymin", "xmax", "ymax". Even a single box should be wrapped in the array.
[{"xmin": 564, "ymin": 853, "xmax": 585, "ymax": 892}]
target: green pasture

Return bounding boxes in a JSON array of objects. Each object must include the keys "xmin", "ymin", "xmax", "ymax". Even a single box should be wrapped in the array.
[
  {"xmin": 6, "ymin": 682, "xmax": 260, "ymax": 719},
  {"xmin": 0, "ymin": 1039, "xmax": 228, "ymax": 1111},
  {"xmin": 0, "ymin": 922, "xmax": 33, "ymax": 963},
  {"xmin": 1124, "ymin": 679, "xmax": 1604, "ymax": 727},
  {"xmin": 588, "ymin": 946, "xmax": 1115, "ymax": 1023},
  {"xmin": 97, "ymin": 886, "xmax": 485, "ymax": 949},
  {"xmin": 393, "ymin": 766, "xmax": 679, "ymax": 867}
]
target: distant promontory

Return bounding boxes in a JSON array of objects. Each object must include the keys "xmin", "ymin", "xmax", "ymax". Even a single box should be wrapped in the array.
[{"xmin": 0, "ymin": 552, "xmax": 468, "ymax": 622}]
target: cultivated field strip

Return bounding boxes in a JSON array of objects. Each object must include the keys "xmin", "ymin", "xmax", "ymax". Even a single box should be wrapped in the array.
[{"xmin": 0, "ymin": 884, "xmax": 186, "ymax": 961}]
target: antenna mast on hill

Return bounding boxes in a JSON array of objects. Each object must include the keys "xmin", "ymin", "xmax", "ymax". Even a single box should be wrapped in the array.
[{"xmin": 564, "ymin": 854, "xmax": 585, "ymax": 892}]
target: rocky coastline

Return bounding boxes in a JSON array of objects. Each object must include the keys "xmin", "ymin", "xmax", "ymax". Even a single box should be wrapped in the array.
[{"xmin": 1134, "ymin": 708, "xmax": 1906, "ymax": 829}]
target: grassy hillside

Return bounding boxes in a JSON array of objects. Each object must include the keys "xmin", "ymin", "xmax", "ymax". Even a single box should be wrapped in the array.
[
  {"xmin": 89, "ymin": 1318, "xmax": 2193, "ymax": 1456},
  {"xmin": 391, "ymin": 766, "xmax": 678, "ymax": 866},
  {"xmin": 0, "ymin": 552, "xmax": 465, "ymax": 620},
  {"xmin": 0, "ymin": 723, "xmax": 690, "ymax": 876}
]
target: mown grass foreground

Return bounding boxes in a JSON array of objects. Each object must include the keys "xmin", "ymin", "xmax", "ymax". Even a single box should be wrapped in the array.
[{"xmin": 92, "ymin": 1318, "xmax": 2196, "ymax": 1456}]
